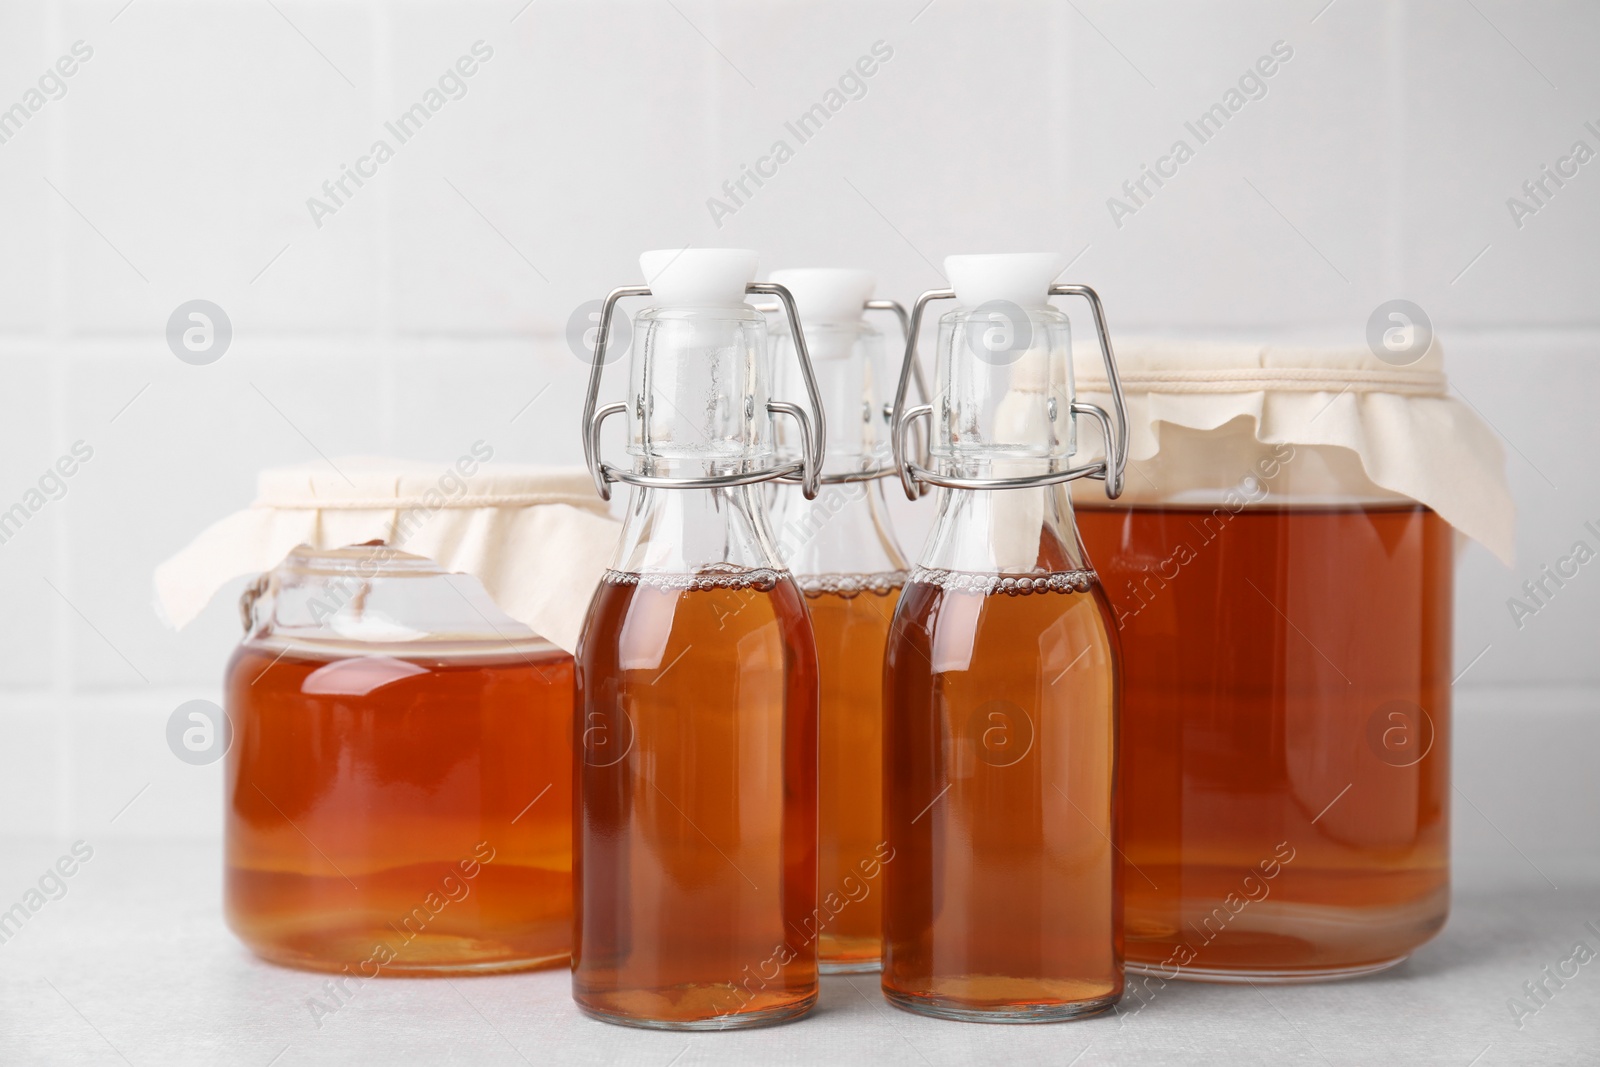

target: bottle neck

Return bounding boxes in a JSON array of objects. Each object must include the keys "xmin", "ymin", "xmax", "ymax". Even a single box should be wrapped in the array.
[
  {"xmin": 772, "ymin": 320, "xmax": 888, "ymax": 478},
  {"xmin": 917, "ymin": 483, "xmax": 1090, "ymax": 576},
  {"xmin": 771, "ymin": 479, "xmax": 909, "ymax": 578},
  {"xmin": 607, "ymin": 485, "xmax": 787, "ymax": 576},
  {"xmin": 629, "ymin": 305, "xmax": 774, "ymax": 481}
]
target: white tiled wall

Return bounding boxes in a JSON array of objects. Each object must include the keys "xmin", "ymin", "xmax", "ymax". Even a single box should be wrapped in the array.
[{"xmin": 2, "ymin": 0, "xmax": 1597, "ymax": 845}]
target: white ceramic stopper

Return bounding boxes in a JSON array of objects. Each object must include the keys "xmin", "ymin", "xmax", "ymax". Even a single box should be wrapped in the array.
[
  {"xmin": 768, "ymin": 268, "xmax": 875, "ymax": 323},
  {"xmin": 945, "ymin": 252, "xmax": 1067, "ymax": 308},
  {"xmin": 640, "ymin": 248, "xmax": 758, "ymax": 307}
]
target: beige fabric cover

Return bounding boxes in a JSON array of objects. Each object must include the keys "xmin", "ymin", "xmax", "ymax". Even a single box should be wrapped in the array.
[
  {"xmin": 1070, "ymin": 340, "xmax": 1514, "ymax": 564},
  {"xmin": 153, "ymin": 458, "xmax": 619, "ymax": 653}
]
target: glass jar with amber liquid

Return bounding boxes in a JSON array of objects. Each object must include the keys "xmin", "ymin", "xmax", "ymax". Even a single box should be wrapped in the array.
[
  {"xmin": 882, "ymin": 254, "xmax": 1131, "ymax": 1022},
  {"xmin": 225, "ymin": 543, "xmax": 573, "ymax": 975},
  {"xmin": 767, "ymin": 268, "xmax": 912, "ymax": 973},
  {"xmin": 1067, "ymin": 340, "xmax": 1509, "ymax": 983},
  {"xmin": 573, "ymin": 249, "xmax": 829, "ymax": 1029}
]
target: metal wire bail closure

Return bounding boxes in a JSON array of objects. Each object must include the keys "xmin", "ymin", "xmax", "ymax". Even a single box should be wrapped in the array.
[
  {"xmin": 888, "ymin": 283, "xmax": 1129, "ymax": 502},
  {"xmin": 581, "ymin": 281, "xmax": 828, "ymax": 501}
]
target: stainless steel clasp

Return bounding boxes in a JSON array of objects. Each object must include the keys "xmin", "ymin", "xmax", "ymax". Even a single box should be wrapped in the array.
[{"xmin": 581, "ymin": 282, "xmax": 829, "ymax": 501}]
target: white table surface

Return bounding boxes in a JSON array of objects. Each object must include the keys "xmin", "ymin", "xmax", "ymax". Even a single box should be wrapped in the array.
[{"xmin": 1, "ymin": 838, "xmax": 1596, "ymax": 1067}]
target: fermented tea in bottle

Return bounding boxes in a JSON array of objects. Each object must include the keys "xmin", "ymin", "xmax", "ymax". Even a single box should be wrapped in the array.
[
  {"xmin": 573, "ymin": 249, "xmax": 830, "ymax": 1028},
  {"xmin": 882, "ymin": 253, "xmax": 1130, "ymax": 1021},
  {"xmin": 768, "ymin": 268, "xmax": 913, "ymax": 973}
]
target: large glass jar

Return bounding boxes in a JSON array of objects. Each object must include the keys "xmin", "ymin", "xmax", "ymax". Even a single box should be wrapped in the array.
[
  {"xmin": 1070, "ymin": 342, "xmax": 1511, "ymax": 984},
  {"xmin": 225, "ymin": 543, "xmax": 573, "ymax": 976}
]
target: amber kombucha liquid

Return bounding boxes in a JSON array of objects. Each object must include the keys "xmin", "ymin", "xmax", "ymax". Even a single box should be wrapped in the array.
[
  {"xmin": 224, "ymin": 642, "xmax": 572, "ymax": 975},
  {"xmin": 573, "ymin": 568, "xmax": 819, "ymax": 1029},
  {"xmin": 883, "ymin": 569, "xmax": 1122, "ymax": 1021},
  {"xmin": 1076, "ymin": 504, "xmax": 1451, "ymax": 981},
  {"xmin": 803, "ymin": 574, "xmax": 904, "ymax": 972}
]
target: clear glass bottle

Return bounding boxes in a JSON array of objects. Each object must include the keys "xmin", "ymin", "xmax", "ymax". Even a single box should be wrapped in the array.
[
  {"xmin": 768, "ymin": 268, "xmax": 910, "ymax": 973},
  {"xmin": 572, "ymin": 249, "xmax": 825, "ymax": 1029},
  {"xmin": 882, "ymin": 254, "xmax": 1128, "ymax": 1022},
  {"xmin": 225, "ymin": 543, "xmax": 573, "ymax": 975}
]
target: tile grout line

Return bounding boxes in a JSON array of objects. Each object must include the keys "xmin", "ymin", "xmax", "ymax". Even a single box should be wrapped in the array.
[
  {"xmin": 1381, "ymin": 0, "xmax": 1406, "ymax": 298},
  {"xmin": 371, "ymin": 0, "xmax": 398, "ymax": 454},
  {"xmin": 46, "ymin": 0, "xmax": 74, "ymax": 842},
  {"xmin": 9, "ymin": 322, "xmax": 1600, "ymax": 355}
]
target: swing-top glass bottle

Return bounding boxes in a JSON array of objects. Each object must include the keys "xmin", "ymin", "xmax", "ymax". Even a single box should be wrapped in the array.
[
  {"xmin": 572, "ymin": 249, "xmax": 826, "ymax": 1030},
  {"xmin": 768, "ymin": 268, "xmax": 914, "ymax": 973},
  {"xmin": 882, "ymin": 253, "xmax": 1130, "ymax": 1022}
]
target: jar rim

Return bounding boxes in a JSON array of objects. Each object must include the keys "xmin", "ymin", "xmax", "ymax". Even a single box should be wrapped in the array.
[{"xmin": 275, "ymin": 542, "xmax": 447, "ymax": 579}]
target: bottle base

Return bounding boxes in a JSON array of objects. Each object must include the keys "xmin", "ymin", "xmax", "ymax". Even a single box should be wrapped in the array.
[
  {"xmin": 576, "ymin": 991, "xmax": 818, "ymax": 1031},
  {"xmin": 246, "ymin": 945, "xmax": 569, "ymax": 977},
  {"xmin": 882, "ymin": 986, "xmax": 1119, "ymax": 1024},
  {"xmin": 1126, "ymin": 955, "xmax": 1409, "ymax": 985},
  {"xmin": 820, "ymin": 958, "xmax": 882, "ymax": 975}
]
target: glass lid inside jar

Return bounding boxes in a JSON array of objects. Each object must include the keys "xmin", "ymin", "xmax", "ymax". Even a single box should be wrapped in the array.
[{"xmin": 248, "ymin": 542, "xmax": 552, "ymax": 659}]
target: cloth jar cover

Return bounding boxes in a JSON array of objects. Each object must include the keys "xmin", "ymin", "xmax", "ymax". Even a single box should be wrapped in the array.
[
  {"xmin": 153, "ymin": 459, "xmax": 620, "ymax": 653},
  {"xmin": 1069, "ymin": 339, "xmax": 1515, "ymax": 564}
]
